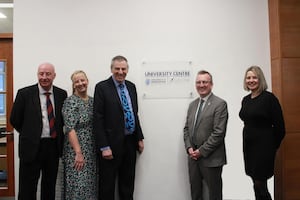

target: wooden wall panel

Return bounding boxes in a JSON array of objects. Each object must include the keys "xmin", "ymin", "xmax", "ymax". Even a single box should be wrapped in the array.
[
  {"xmin": 282, "ymin": 133, "xmax": 300, "ymax": 200},
  {"xmin": 0, "ymin": 34, "xmax": 14, "ymax": 197},
  {"xmin": 280, "ymin": 0, "xmax": 300, "ymax": 57},
  {"xmin": 269, "ymin": 0, "xmax": 281, "ymax": 59},
  {"xmin": 282, "ymin": 58, "xmax": 300, "ymax": 132},
  {"xmin": 269, "ymin": 0, "xmax": 300, "ymax": 199},
  {"xmin": 271, "ymin": 59, "xmax": 283, "ymax": 99},
  {"xmin": 0, "ymin": 34, "xmax": 13, "ymax": 131}
]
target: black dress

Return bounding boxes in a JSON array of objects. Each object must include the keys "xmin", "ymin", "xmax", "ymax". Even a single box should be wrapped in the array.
[{"xmin": 239, "ymin": 91, "xmax": 285, "ymax": 180}]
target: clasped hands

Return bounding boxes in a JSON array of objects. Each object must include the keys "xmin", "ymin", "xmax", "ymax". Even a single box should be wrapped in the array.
[{"xmin": 188, "ymin": 147, "xmax": 201, "ymax": 160}]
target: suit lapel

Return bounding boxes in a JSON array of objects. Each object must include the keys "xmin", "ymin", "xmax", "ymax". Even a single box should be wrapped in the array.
[
  {"xmin": 53, "ymin": 87, "xmax": 61, "ymax": 117},
  {"xmin": 125, "ymin": 81, "xmax": 137, "ymax": 113},
  {"xmin": 191, "ymin": 100, "xmax": 198, "ymax": 123},
  {"xmin": 191, "ymin": 100, "xmax": 199, "ymax": 134},
  {"xmin": 194, "ymin": 94, "xmax": 214, "ymax": 126},
  {"xmin": 31, "ymin": 85, "xmax": 43, "ymax": 121},
  {"xmin": 109, "ymin": 77, "xmax": 124, "ymax": 111}
]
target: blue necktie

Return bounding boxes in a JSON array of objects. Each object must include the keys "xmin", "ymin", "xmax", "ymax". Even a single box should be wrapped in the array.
[{"xmin": 119, "ymin": 84, "xmax": 135, "ymax": 133}]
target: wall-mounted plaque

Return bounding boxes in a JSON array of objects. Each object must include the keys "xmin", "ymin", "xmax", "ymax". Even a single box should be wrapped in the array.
[{"xmin": 141, "ymin": 61, "xmax": 194, "ymax": 99}]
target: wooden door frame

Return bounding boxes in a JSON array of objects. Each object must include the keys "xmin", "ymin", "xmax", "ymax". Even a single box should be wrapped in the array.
[{"xmin": 0, "ymin": 33, "xmax": 15, "ymax": 197}]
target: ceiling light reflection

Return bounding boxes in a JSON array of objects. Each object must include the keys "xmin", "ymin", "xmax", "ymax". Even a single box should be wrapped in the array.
[
  {"xmin": 0, "ymin": 12, "xmax": 7, "ymax": 18},
  {"xmin": 0, "ymin": 3, "xmax": 14, "ymax": 8}
]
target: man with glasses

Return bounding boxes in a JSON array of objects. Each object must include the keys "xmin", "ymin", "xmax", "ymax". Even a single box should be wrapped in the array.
[{"xmin": 183, "ymin": 70, "xmax": 228, "ymax": 200}]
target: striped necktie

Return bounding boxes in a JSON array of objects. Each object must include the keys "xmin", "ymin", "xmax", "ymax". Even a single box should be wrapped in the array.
[{"xmin": 44, "ymin": 92, "xmax": 57, "ymax": 138}]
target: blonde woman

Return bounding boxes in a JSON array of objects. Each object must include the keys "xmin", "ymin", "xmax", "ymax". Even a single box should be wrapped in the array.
[
  {"xmin": 62, "ymin": 70, "xmax": 97, "ymax": 199},
  {"xmin": 239, "ymin": 66, "xmax": 285, "ymax": 200}
]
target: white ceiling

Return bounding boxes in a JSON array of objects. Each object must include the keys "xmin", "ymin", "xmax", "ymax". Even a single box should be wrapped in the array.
[{"xmin": 0, "ymin": 0, "xmax": 13, "ymax": 33}]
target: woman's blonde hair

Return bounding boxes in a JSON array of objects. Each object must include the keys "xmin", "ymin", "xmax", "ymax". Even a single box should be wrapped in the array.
[
  {"xmin": 243, "ymin": 65, "xmax": 268, "ymax": 93},
  {"xmin": 71, "ymin": 70, "xmax": 88, "ymax": 94}
]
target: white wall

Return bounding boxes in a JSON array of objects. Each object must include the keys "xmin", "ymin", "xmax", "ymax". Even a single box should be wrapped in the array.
[{"xmin": 13, "ymin": 0, "xmax": 272, "ymax": 199}]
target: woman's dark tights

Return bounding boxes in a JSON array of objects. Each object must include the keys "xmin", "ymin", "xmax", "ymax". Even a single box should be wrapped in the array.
[{"xmin": 252, "ymin": 179, "xmax": 272, "ymax": 200}]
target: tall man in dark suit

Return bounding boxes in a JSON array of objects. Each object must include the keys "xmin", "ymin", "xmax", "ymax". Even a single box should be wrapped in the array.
[
  {"xmin": 183, "ymin": 70, "xmax": 228, "ymax": 200},
  {"xmin": 93, "ymin": 55, "xmax": 144, "ymax": 200},
  {"xmin": 10, "ymin": 62, "xmax": 67, "ymax": 200}
]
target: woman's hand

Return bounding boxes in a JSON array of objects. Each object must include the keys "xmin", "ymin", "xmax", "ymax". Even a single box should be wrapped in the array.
[{"xmin": 74, "ymin": 151, "xmax": 85, "ymax": 171}]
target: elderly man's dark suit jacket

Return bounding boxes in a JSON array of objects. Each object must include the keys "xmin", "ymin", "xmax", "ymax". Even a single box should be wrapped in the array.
[{"xmin": 10, "ymin": 84, "xmax": 67, "ymax": 162}]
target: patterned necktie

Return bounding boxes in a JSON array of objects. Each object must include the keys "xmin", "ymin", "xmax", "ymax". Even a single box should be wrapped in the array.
[
  {"xmin": 44, "ymin": 92, "xmax": 57, "ymax": 138},
  {"xmin": 119, "ymin": 84, "xmax": 135, "ymax": 133}
]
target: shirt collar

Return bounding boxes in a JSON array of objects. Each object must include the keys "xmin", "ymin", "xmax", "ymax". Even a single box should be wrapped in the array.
[
  {"xmin": 38, "ymin": 84, "xmax": 54, "ymax": 95},
  {"xmin": 112, "ymin": 76, "xmax": 125, "ymax": 88},
  {"xmin": 199, "ymin": 92, "xmax": 212, "ymax": 102}
]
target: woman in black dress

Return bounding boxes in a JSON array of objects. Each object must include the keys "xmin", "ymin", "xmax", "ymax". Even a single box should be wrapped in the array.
[{"xmin": 239, "ymin": 66, "xmax": 285, "ymax": 200}]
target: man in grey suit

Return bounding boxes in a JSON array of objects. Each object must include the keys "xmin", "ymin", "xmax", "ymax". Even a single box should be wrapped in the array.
[{"xmin": 183, "ymin": 70, "xmax": 228, "ymax": 200}]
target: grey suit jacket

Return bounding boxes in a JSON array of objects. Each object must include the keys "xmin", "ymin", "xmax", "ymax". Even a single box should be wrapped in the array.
[{"xmin": 183, "ymin": 93, "xmax": 228, "ymax": 167}]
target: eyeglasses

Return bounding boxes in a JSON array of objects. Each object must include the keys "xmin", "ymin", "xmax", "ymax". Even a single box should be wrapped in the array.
[{"xmin": 196, "ymin": 80, "xmax": 211, "ymax": 85}]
